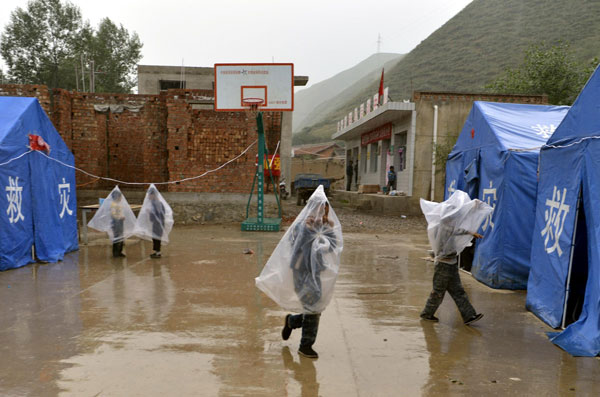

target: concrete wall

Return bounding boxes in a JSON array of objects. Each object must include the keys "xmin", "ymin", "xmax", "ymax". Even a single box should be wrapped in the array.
[
  {"xmin": 77, "ymin": 190, "xmax": 283, "ymax": 225},
  {"xmin": 138, "ymin": 65, "xmax": 213, "ymax": 95}
]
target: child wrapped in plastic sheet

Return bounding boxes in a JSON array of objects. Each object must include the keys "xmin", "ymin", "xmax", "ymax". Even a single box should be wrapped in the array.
[
  {"xmin": 134, "ymin": 184, "xmax": 174, "ymax": 258},
  {"xmin": 88, "ymin": 186, "xmax": 136, "ymax": 257},
  {"xmin": 256, "ymin": 185, "xmax": 343, "ymax": 358},
  {"xmin": 419, "ymin": 190, "xmax": 493, "ymax": 325}
]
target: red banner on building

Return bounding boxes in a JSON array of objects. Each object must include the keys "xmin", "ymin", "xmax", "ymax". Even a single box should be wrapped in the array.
[{"xmin": 361, "ymin": 123, "xmax": 392, "ymax": 146}]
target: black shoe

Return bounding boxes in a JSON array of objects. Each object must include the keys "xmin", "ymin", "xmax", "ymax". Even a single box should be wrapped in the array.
[
  {"xmin": 464, "ymin": 313, "xmax": 483, "ymax": 325},
  {"xmin": 298, "ymin": 345, "xmax": 318, "ymax": 359},
  {"xmin": 282, "ymin": 314, "xmax": 292, "ymax": 341},
  {"xmin": 150, "ymin": 252, "xmax": 161, "ymax": 259},
  {"xmin": 118, "ymin": 253, "xmax": 126, "ymax": 258},
  {"xmin": 420, "ymin": 314, "xmax": 439, "ymax": 322}
]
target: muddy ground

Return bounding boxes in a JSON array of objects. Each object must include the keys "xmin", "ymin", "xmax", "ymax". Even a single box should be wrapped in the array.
[{"xmin": 1, "ymin": 219, "xmax": 599, "ymax": 396}]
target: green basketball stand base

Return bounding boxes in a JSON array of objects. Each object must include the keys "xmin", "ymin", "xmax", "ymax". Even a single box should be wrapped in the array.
[
  {"xmin": 241, "ymin": 217, "xmax": 281, "ymax": 231},
  {"xmin": 242, "ymin": 108, "xmax": 282, "ymax": 232}
]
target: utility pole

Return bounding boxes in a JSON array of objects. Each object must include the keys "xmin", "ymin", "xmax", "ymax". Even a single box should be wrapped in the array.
[
  {"xmin": 89, "ymin": 59, "xmax": 95, "ymax": 93},
  {"xmin": 80, "ymin": 54, "xmax": 86, "ymax": 92},
  {"xmin": 377, "ymin": 33, "xmax": 382, "ymax": 53},
  {"xmin": 75, "ymin": 64, "xmax": 79, "ymax": 91}
]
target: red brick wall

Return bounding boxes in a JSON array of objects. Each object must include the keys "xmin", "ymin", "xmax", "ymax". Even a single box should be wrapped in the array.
[{"xmin": 0, "ymin": 84, "xmax": 282, "ymax": 193}]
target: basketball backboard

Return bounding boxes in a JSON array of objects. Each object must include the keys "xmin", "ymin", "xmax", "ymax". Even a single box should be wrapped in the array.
[{"xmin": 214, "ymin": 63, "xmax": 294, "ymax": 111}]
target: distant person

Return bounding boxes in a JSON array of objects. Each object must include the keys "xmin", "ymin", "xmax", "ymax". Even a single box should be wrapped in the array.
[
  {"xmin": 256, "ymin": 186, "xmax": 343, "ymax": 359},
  {"xmin": 420, "ymin": 192, "xmax": 492, "ymax": 325},
  {"xmin": 346, "ymin": 160, "xmax": 353, "ymax": 191},
  {"xmin": 386, "ymin": 166, "xmax": 396, "ymax": 194}
]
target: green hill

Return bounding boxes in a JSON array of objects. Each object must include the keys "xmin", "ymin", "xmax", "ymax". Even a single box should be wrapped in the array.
[{"xmin": 295, "ymin": 0, "xmax": 600, "ymax": 144}]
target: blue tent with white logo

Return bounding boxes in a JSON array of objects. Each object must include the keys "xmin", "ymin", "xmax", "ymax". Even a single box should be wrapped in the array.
[
  {"xmin": 0, "ymin": 97, "xmax": 78, "ymax": 270},
  {"xmin": 526, "ymin": 65, "xmax": 600, "ymax": 356},
  {"xmin": 445, "ymin": 101, "xmax": 569, "ymax": 289}
]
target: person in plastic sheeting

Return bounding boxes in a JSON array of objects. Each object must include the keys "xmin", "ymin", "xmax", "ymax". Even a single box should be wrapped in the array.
[
  {"xmin": 284, "ymin": 200, "xmax": 337, "ymax": 358},
  {"xmin": 419, "ymin": 191, "xmax": 492, "ymax": 325},
  {"xmin": 134, "ymin": 185, "xmax": 174, "ymax": 259},
  {"xmin": 88, "ymin": 186, "xmax": 136, "ymax": 258},
  {"xmin": 255, "ymin": 185, "xmax": 343, "ymax": 360},
  {"xmin": 110, "ymin": 190, "xmax": 127, "ymax": 257}
]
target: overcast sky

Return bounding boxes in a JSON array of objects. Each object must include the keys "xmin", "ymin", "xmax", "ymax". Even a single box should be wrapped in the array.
[{"xmin": 0, "ymin": 0, "xmax": 473, "ymax": 89}]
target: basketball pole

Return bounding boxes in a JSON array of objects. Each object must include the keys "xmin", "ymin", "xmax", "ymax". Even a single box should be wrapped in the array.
[
  {"xmin": 241, "ymin": 109, "xmax": 282, "ymax": 231},
  {"xmin": 256, "ymin": 112, "xmax": 265, "ymax": 224}
]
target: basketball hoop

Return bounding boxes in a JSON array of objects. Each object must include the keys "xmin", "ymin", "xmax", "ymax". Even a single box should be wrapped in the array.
[{"xmin": 242, "ymin": 97, "xmax": 264, "ymax": 118}]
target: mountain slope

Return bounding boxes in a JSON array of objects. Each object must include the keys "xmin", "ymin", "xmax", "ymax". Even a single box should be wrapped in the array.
[
  {"xmin": 296, "ymin": 0, "xmax": 600, "ymax": 144},
  {"xmin": 293, "ymin": 53, "xmax": 403, "ymax": 133}
]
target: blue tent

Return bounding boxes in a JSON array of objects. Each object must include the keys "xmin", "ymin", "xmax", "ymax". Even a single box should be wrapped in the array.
[
  {"xmin": 445, "ymin": 101, "xmax": 569, "ymax": 289},
  {"xmin": 527, "ymin": 65, "xmax": 600, "ymax": 356},
  {"xmin": 0, "ymin": 97, "xmax": 78, "ymax": 270}
]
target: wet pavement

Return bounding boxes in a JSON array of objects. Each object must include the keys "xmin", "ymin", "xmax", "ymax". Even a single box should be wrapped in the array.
[{"xmin": 1, "ymin": 224, "xmax": 599, "ymax": 396}]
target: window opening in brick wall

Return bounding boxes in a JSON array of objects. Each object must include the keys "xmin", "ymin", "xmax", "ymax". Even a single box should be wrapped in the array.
[{"xmin": 160, "ymin": 80, "xmax": 186, "ymax": 91}]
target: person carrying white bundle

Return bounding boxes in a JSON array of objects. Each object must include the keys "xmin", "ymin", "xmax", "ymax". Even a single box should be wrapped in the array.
[
  {"xmin": 134, "ymin": 184, "xmax": 174, "ymax": 258},
  {"xmin": 419, "ymin": 190, "xmax": 493, "ymax": 325},
  {"xmin": 88, "ymin": 186, "xmax": 136, "ymax": 258},
  {"xmin": 256, "ymin": 185, "xmax": 343, "ymax": 359}
]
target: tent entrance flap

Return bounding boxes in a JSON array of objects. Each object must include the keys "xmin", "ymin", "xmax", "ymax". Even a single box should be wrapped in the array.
[{"xmin": 562, "ymin": 189, "xmax": 589, "ymax": 328}]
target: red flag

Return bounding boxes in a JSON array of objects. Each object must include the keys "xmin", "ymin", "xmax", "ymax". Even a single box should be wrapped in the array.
[
  {"xmin": 28, "ymin": 134, "xmax": 51, "ymax": 153},
  {"xmin": 378, "ymin": 68, "xmax": 384, "ymax": 104}
]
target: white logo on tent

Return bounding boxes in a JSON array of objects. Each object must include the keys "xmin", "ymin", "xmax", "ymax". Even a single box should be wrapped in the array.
[
  {"xmin": 541, "ymin": 186, "xmax": 570, "ymax": 256},
  {"xmin": 6, "ymin": 176, "xmax": 24, "ymax": 224},
  {"xmin": 482, "ymin": 180, "xmax": 496, "ymax": 231},
  {"xmin": 58, "ymin": 177, "xmax": 72, "ymax": 219},
  {"xmin": 531, "ymin": 124, "xmax": 557, "ymax": 139},
  {"xmin": 447, "ymin": 180, "xmax": 456, "ymax": 196}
]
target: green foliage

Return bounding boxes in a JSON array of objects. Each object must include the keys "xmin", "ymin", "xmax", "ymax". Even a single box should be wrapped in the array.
[
  {"xmin": 433, "ymin": 134, "xmax": 459, "ymax": 172},
  {"xmin": 486, "ymin": 42, "xmax": 596, "ymax": 105},
  {"xmin": 1, "ymin": 0, "xmax": 84, "ymax": 88},
  {"xmin": 84, "ymin": 18, "xmax": 143, "ymax": 93},
  {"xmin": 0, "ymin": 0, "xmax": 142, "ymax": 92}
]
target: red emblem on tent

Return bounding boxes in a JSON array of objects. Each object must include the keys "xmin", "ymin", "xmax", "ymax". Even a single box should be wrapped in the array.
[
  {"xmin": 28, "ymin": 134, "xmax": 51, "ymax": 153},
  {"xmin": 471, "ymin": 128, "xmax": 475, "ymax": 139}
]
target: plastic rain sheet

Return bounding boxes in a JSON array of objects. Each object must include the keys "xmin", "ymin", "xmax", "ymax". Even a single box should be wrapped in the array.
[
  {"xmin": 420, "ymin": 190, "xmax": 493, "ymax": 261},
  {"xmin": 87, "ymin": 186, "xmax": 136, "ymax": 243},
  {"xmin": 133, "ymin": 184, "xmax": 174, "ymax": 243},
  {"xmin": 255, "ymin": 185, "xmax": 343, "ymax": 314}
]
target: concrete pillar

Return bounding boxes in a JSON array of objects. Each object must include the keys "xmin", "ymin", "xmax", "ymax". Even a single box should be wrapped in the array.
[{"xmin": 280, "ymin": 112, "xmax": 293, "ymax": 186}]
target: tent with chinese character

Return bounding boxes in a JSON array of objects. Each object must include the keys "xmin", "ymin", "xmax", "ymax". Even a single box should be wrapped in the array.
[
  {"xmin": 0, "ymin": 97, "xmax": 78, "ymax": 271},
  {"xmin": 445, "ymin": 101, "xmax": 569, "ymax": 289},
  {"xmin": 526, "ymin": 65, "xmax": 600, "ymax": 356}
]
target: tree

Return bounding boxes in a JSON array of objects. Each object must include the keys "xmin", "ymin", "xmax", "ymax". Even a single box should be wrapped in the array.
[
  {"xmin": 0, "ymin": 0, "xmax": 143, "ymax": 93},
  {"xmin": 486, "ymin": 42, "xmax": 595, "ymax": 105},
  {"xmin": 0, "ymin": 0, "xmax": 84, "ymax": 88},
  {"xmin": 85, "ymin": 18, "xmax": 143, "ymax": 93}
]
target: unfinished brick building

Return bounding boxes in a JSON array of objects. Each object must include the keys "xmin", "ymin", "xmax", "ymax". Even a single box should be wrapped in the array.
[{"xmin": 0, "ymin": 84, "xmax": 282, "ymax": 194}]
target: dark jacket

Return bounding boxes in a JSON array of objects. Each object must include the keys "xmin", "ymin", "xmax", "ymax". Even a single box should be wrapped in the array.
[
  {"xmin": 289, "ymin": 219, "xmax": 338, "ymax": 310},
  {"xmin": 149, "ymin": 200, "xmax": 165, "ymax": 238}
]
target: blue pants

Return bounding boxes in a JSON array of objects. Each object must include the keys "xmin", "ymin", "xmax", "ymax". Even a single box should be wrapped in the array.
[{"xmin": 287, "ymin": 313, "xmax": 321, "ymax": 348}]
